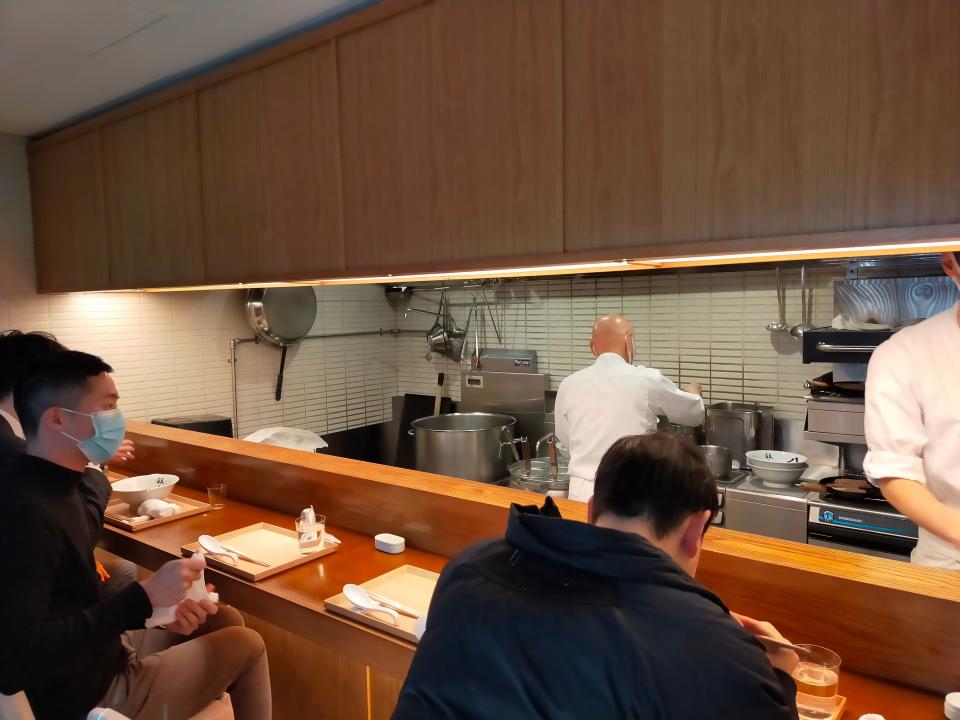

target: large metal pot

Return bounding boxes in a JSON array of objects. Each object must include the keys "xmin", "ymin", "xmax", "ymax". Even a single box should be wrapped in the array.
[{"xmin": 411, "ymin": 413, "xmax": 516, "ymax": 483}]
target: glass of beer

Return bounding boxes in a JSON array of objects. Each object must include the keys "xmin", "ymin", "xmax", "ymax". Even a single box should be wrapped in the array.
[{"xmin": 792, "ymin": 645, "xmax": 841, "ymax": 720}]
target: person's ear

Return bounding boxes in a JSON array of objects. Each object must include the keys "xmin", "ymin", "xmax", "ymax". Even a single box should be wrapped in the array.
[
  {"xmin": 42, "ymin": 406, "xmax": 67, "ymax": 434},
  {"xmin": 942, "ymin": 252, "xmax": 959, "ymax": 278},
  {"xmin": 679, "ymin": 510, "xmax": 712, "ymax": 560}
]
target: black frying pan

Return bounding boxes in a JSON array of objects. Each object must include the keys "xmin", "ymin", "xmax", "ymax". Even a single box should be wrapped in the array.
[
  {"xmin": 245, "ymin": 287, "xmax": 317, "ymax": 401},
  {"xmin": 800, "ymin": 477, "xmax": 885, "ymax": 502}
]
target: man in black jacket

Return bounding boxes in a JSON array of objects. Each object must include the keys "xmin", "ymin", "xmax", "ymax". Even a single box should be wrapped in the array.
[
  {"xmin": 0, "ymin": 351, "xmax": 271, "ymax": 719},
  {"xmin": 394, "ymin": 433, "xmax": 799, "ymax": 719}
]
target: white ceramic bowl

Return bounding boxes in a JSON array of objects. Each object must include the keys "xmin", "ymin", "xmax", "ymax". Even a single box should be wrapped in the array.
[
  {"xmin": 746, "ymin": 450, "xmax": 808, "ymax": 470},
  {"xmin": 111, "ymin": 474, "xmax": 179, "ymax": 510},
  {"xmin": 750, "ymin": 465, "xmax": 807, "ymax": 486}
]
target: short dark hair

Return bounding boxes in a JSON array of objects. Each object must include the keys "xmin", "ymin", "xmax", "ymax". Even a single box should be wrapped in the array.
[
  {"xmin": 0, "ymin": 331, "xmax": 65, "ymax": 399},
  {"xmin": 13, "ymin": 351, "xmax": 113, "ymax": 437},
  {"xmin": 593, "ymin": 433, "xmax": 719, "ymax": 537}
]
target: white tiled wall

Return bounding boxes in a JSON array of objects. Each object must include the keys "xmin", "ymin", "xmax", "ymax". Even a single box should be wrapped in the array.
[
  {"xmin": 0, "ymin": 134, "xmax": 398, "ymax": 438},
  {"xmin": 3, "ymin": 132, "xmax": 834, "ymax": 439},
  {"xmin": 395, "ymin": 270, "xmax": 837, "ymax": 421}
]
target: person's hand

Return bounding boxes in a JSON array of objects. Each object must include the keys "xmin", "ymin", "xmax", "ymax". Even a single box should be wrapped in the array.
[
  {"xmin": 681, "ymin": 381, "xmax": 703, "ymax": 397},
  {"xmin": 140, "ymin": 556, "xmax": 205, "ymax": 608},
  {"xmin": 107, "ymin": 439, "xmax": 136, "ymax": 465},
  {"xmin": 166, "ymin": 585, "xmax": 218, "ymax": 635},
  {"xmin": 731, "ymin": 611, "xmax": 800, "ymax": 675}
]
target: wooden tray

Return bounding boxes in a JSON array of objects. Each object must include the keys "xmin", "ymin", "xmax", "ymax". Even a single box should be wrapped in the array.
[
  {"xmin": 181, "ymin": 522, "xmax": 338, "ymax": 581},
  {"xmin": 324, "ymin": 565, "xmax": 439, "ymax": 643},
  {"xmin": 105, "ymin": 493, "xmax": 211, "ymax": 531}
]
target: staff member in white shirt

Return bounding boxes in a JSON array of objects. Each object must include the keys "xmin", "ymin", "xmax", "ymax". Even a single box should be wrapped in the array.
[
  {"xmin": 864, "ymin": 251, "xmax": 960, "ymax": 569},
  {"xmin": 555, "ymin": 314, "xmax": 705, "ymax": 502}
]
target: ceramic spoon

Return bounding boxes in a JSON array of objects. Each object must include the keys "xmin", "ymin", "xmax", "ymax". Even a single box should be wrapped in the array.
[
  {"xmin": 199, "ymin": 534, "xmax": 270, "ymax": 567},
  {"xmin": 343, "ymin": 584, "xmax": 400, "ymax": 626}
]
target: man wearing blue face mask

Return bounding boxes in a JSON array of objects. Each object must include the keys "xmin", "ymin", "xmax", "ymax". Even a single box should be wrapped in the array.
[{"xmin": 0, "ymin": 351, "xmax": 272, "ymax": 720}]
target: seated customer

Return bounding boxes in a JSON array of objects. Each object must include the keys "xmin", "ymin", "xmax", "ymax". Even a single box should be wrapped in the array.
[
  {"xmin": 393, "ymin": 433, "xmax": 799, "ymax": 719},
  {"xmin": 0, "ymin": 329, "xmax": 137, "ymax": 591},
  {"xmin": 0, "ymin": 351, "xmax": 271, "ymax": 720}
]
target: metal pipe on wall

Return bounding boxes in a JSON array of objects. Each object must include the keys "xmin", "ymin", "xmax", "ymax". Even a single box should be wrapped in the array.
[{"xmin": 228, "ymin": 328, "xmax": 418, "ymax": 438}]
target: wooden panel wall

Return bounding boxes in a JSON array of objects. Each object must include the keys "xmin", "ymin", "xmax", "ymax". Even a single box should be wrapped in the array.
[
  {"xmin": 338, "ymin": 0, "xmax": 563, "ymax": 269},
  {"xmin": 101, "ymin": 96, "xmax": 205, "ymax": 288}
]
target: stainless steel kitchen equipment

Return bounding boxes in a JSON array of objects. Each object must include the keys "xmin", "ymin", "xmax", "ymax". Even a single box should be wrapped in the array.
[
  {"xmin": 704, "ymin": 402, "xmax": 775, "ymax": 466},
  {"xmin": 807, "ymin": 497, "xmax": 919, "ymax": 561},
  {"xmin": 460, "ymin": 349, "xmax": 547, "ymax": 445},
  {"xmin": 724, "ymin": 476, "xmax": 809, "ymax": 543},
  {"xmin": 508, "ymin": 459, "xmax": 570, "ymax": 497},
  {"xmin": 789, "ymin": 266, "xmax": 814, "ymax": 339},
  {"xmin": 698, "ymin": 445, "xmax": 732, "ymax": 480},
  {"xmin": 658, "ymin": 417, "xmax": 702, "ymax": 443},
  {"xmin": 803, "ymin": 394, "xmax": 918, "ymax": 559},
  {"xmin": 245, "ymin": 287, "xmax": 317, "ymax": 401},
  {"xmin": 411, "ymin": 412, "xmax": 516, "ymax": 483},
  {"xmin": 802, "ymin": 275, "xmax": 958, "ymax": 363}
]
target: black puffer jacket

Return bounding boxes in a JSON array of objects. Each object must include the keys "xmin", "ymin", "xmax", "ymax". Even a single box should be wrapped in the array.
[{"xmin": 394, "ymin": 499, "xmax": 798, "ymax": 720}]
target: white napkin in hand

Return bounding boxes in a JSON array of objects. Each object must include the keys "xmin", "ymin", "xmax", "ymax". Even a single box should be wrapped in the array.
[
  {"xmin": 137, "ymin": 498, "xmax": 181, "ymax": 518},
  {"xmin": 145, "ymin": 553, "xmax": 219, "ymax": 629}
]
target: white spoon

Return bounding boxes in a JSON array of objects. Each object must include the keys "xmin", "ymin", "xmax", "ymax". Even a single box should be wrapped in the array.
[
  {"xmin": 343, "ymin": 583, "xmax": 399, "ymax": 626},
  {"xmin": 199, "ymin": 534, "xmax": 270, "ymax": 567}
]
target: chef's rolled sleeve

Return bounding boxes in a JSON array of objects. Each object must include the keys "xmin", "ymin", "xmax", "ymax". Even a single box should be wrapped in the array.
[
  {"xmin": 655, "ymin": 373, "xmax": 705, "ymax": 427},
  {"xmin": 863, "ymin": 343, "xmax": 927, "ymax": 485}
]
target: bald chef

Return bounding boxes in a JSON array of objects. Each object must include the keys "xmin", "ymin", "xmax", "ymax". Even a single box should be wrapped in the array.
[{"xmin": 555, "ymin": 314, "xmax": 705, "ymax": 502}]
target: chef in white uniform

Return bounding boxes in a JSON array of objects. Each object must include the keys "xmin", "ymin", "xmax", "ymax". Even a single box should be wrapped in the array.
[
  {"xmin": 864, "ymin": 251, "xmax": 960, "ymax": 570},
  {"xmin": 555, "ymin": 314, "xmax": 705, "ymax": 502}
]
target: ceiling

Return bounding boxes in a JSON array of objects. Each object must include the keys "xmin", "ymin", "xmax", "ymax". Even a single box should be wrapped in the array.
[{"xmin": 0, "ymin": 0, "xmax": 365, "ymax": 137}]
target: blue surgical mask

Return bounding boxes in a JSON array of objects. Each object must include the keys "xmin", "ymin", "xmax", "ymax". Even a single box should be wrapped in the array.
[{"xmin": 60, "ymin": 408, "xmax": 126, "ymax": 464}]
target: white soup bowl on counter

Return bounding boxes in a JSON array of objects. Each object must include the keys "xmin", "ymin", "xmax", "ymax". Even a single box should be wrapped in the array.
[{"xmin": 110, "ymin": 473, "xmax": 179, "ymax": 510}]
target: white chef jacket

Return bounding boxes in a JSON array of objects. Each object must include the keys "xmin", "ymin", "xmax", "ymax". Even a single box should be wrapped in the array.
[
  {"xmin": 864, "ymin": 304, "xmax": 960, "ymax": 569},
  {"xmin": 554, "ymin": 353, "xmax": 705, "ymax": 502}
]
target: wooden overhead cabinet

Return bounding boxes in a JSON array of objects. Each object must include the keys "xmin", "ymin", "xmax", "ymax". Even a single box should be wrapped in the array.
[
  {"xmin": 30, "ymin": 131, "xmax": 110, "ymax": 292},
  {"xmin": 101, "ymin": 96, "xmax": 205, "ymax": 289},
  {"xmin": 337, "ymin": 0, "xmax": 563, "ymax": 273},
  {"xmin": 199, "ymin": 44, "xmax": 344, "ymax": 284},
  {"xmin": 563, "ymin": 0, "xmax": 960, "ymax": 254}
]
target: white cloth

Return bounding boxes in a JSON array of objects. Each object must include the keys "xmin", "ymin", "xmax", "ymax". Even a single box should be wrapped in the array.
[
  {"xmin": 864, "ymin": 303, "xmax": 960, "ymax": 569},
  {"xmin": 554, "ymin": 353, "xmax": 705, "ymax": 502},
  {"xmin": 0, "ymin": 407, "xmax": 24, "ymax": 440},
  {"xmin": 136, "ymin": 498, "xmax": 181, "ymax": 519},
  {"xmin": 145, "ymin": 553, "xmax": 219, "ymax": 629}
]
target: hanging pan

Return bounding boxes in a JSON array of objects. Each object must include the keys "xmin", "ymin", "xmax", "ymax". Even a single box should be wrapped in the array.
[{"xmin": 245, "ymin": 287, "xmax": 317, "ymax": 401}]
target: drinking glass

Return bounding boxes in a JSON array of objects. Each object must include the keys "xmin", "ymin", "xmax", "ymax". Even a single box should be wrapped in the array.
[
  {"xmin": 207, "ymin": 483, "xmax": 227, "ymax": 510},
  {"xmin": 297, "ymin": 514, "xmax": 326, "ymax": 552},
  {"xmin": 792, "ymin": 645, "xmax": 841, "ymax": 720}
]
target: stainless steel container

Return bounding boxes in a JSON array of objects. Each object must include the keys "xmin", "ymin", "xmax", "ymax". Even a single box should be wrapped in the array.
[
  {"xmin": 412, "ymin": 413, "xmax": 517, "ymax": 483},
  {"xmin": 508, "ymin": 459, "xmax": 570, "ymax": 497},
  {"xmin": 657, "ymin": 416, "xmax": 702, "ymax": 443},
  {"xmin": 705, "ymin": 402, "xmax": 775, "ymax": 466},
  {"xmin": 698, "ymin": 445, "xmax": 732, "ymax": 480}
]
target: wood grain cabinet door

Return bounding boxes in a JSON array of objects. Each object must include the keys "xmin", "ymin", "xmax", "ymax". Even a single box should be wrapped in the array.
[
  {"xmin": 199, "ymin": 45, "xmax": 343, "ymax": 284},
  {"xmin": 101, "ymin": 96, "xmax": 205, "ymax": 289},
  {"xmin": 29, "ymin": 131, "xmax": 109, "ymax": 292},
  {"xmin": 338, "ymin": 0, "xmax": 563, "ymax": 274}
]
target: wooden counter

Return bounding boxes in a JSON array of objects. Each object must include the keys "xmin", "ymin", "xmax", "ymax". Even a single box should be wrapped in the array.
[{"xmin": 111, "ymin": 421, "xmax": 960, "ymax": 716}]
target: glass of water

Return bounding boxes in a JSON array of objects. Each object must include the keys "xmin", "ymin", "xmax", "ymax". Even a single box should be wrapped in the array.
[{"xmin": 792, "ymin": 645, "xmax": 841, "ymax": 720}]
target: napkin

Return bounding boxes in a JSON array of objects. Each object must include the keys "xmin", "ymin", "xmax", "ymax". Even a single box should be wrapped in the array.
[
  {"xmin": 145, "ymin": 553, "xmax": 220, "ymax": 629},
  {"xmin": 137, "ymin": 498, "xmax": 182, "ymax": 519}
]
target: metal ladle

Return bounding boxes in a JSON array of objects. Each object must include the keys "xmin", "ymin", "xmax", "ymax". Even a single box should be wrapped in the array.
[
  {"xmin": 790, "ymin": 266, "xmax": 814, "ymax": 339},
  {"xmin": 766, "ymin": 267, "xmax": 788, "ymax": 333}
]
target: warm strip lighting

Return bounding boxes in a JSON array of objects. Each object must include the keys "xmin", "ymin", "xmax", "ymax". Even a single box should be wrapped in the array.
[
  {"xmin": 113, "ymin": 238, "xmax": 960, "ymax": 293},
  {"xmin": 647, "ymin": 239, "xmax": 960, "ymax": 267},
  {"xmin": 131, "ymin": 260, "xmax": 637, "ymax": 292}
]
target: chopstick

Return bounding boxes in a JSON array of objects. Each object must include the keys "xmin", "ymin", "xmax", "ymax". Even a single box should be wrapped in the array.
[
  {"xmin": 756, "ymin": 635, "xmax": 814, "ymax": 657},
  {"xmin": 366, "ymin": 591, "xmax": 424, "ymax": 619},
  {"xmin": 219, "ymin": 543, "xmax": 271, "ymax": 567}
]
